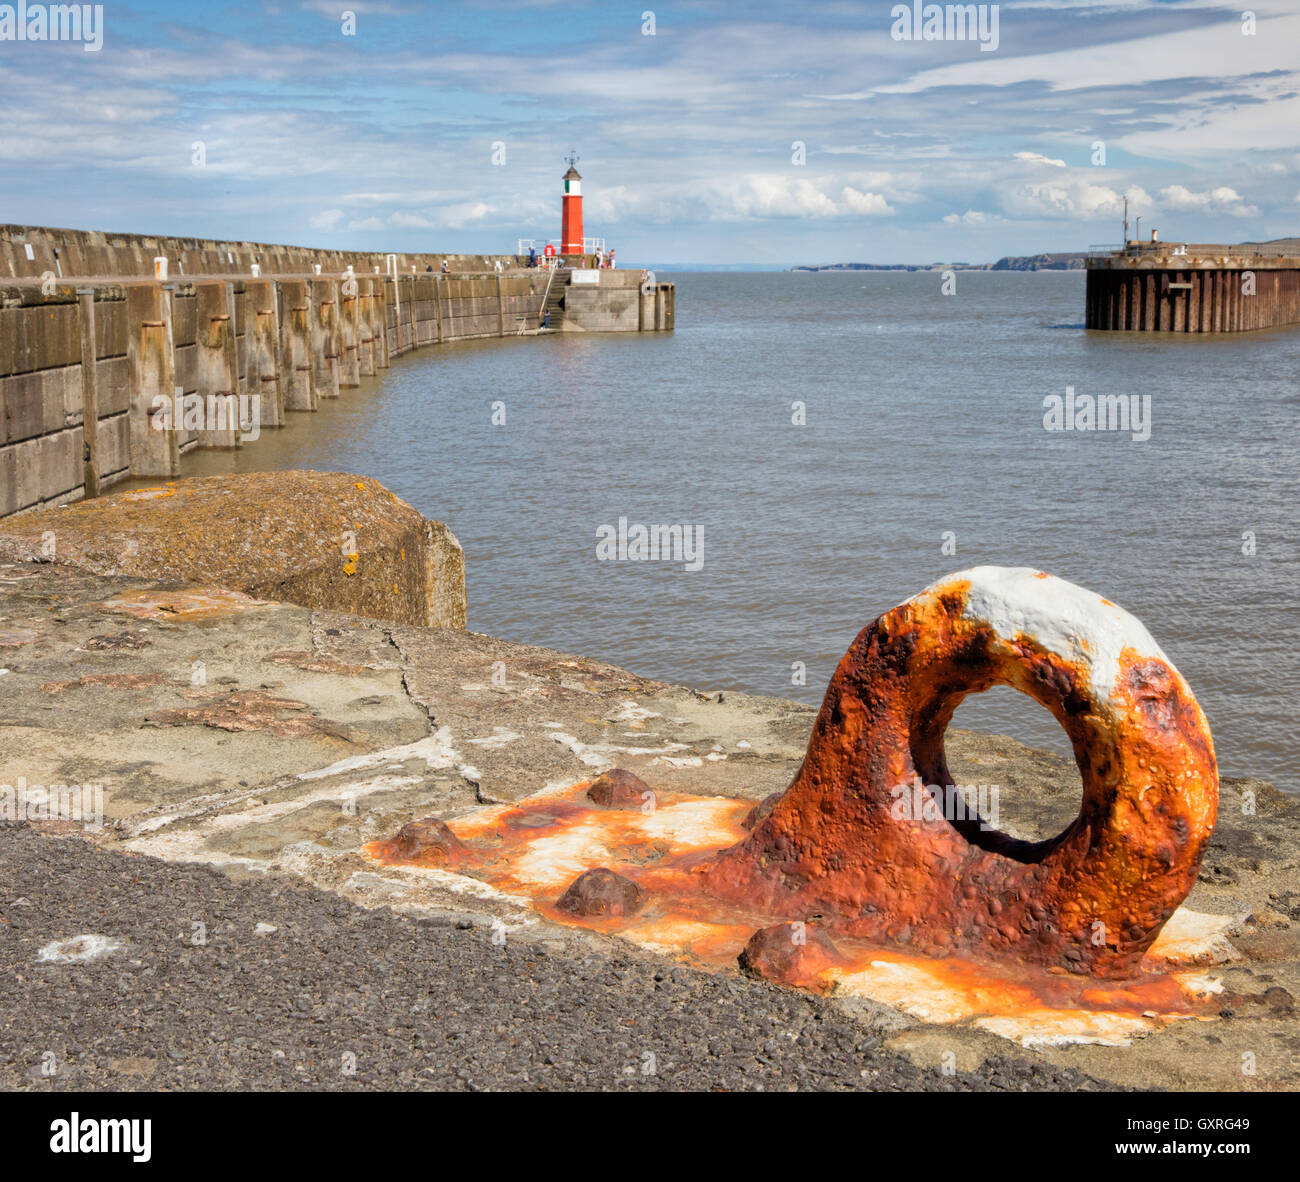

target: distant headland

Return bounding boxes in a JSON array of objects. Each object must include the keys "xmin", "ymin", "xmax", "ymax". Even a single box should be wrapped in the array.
[{"xmin": 791, "ymin": 252, "xmax": 1088, "ymax": 272}]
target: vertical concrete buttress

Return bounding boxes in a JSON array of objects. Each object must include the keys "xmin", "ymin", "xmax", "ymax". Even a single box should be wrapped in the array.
[
  {"xmin": 126, "ymin": 284, "xmax": 180, "ymax": 477},
  {"xmin": 76, "ymin": 290, "xmax": 100, "ymax": 498},
  {"xmin": 310, "ymin": 278, "xmax": 341, "ymax": 399},
  {"xmin": 247, "ymin": 280, "xmax": 283, "ymax": 427},
  {"xmin": 373, "ymin": 276, "xmax": 390, "ymax": 368},
  {"xmin": 340, "ymin": 278, "xmax": 361, "ymax": 388},
  {"xmin": 281, "ymin": 279, "xmax": 316, "ymax": 412},
  {"xmin": 358, "ymin": 280, "xmax": 376, "ymax": 377},
  {"xmin": 195, "ymin": 282, "xmax": 240, "ymax": 448}
]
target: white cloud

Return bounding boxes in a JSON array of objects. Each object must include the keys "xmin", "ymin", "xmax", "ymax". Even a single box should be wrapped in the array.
[
  {"xmin": 943, "ymin": 210, "xmax": 1004, "ymax": 225},
  {"xmin": 697, "ymin": 174, "xmax": 897, "ymax": 220},
  {"xmin": 713, "ymin": 175, "xmax": 841, "ymax": 219},
  {"xmin": 440, "ymin": 201, "xmax": 495, "ymax": 228},
  {"xmin": 880, "ymin": 10, "xmax": 1300, "ymax": 95},
  {"xmin": 347, "ymin": 217, "xmax": 388, "ymax": 232},
  {"xmin": 1014, "ymin": 151, "xmax": 1067, "ymax": 168},
  {"xmin": 1001, "ymin": 180, "xmax": 1153, "ymax": 221},
  {"xmin": 840, "ymin": 186, "xmax": 892, "ymax": 216},
  {"xmin": 1158, "ymin": 185, "xmax": 1258, "ymax": 217},
  {"xmin": 308, "ymin": 209, "xmax": 345, "ymax": 231},
  {"xmin": 388, "ymin": 211, "xmax": 435, "ymax": 228}
]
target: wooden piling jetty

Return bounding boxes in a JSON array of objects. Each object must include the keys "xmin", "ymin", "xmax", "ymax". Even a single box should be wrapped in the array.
[{"xmin": 1085, "ymin": 239, "xmax": 1300, "ymax": 333}]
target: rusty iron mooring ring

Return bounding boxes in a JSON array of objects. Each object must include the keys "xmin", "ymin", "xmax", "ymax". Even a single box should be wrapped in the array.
[{"xmin": 701, "ymin": 566, "xmax": 1219, "ymax": 978}]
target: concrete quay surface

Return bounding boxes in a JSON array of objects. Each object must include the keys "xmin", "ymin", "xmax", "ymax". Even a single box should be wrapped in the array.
[{"xmin": 1, "ymin": 558, "xmax": 1297, "ymax": 1091}]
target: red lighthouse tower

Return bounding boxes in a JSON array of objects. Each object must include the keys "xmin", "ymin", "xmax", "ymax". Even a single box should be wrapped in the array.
[{"xmin": 560, "ymin": 153, "xmax": 584, "ymax": 257}]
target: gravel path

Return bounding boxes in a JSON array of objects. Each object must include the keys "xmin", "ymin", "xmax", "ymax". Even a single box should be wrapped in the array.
[{"xmin": 0, "ymin": 825, "xmax": 1119, "ymax": 1092}]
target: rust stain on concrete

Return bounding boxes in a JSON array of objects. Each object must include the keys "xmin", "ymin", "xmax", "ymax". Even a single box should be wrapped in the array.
[{"xmin": 147, "ymin": 689, "xmax": 355, "ymax": 741}]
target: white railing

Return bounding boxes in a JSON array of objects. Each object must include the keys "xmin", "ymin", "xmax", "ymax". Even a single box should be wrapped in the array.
[
  {"xmin": 517, "ymin": 238, "xmax": 562, "ymax": 257},
  {"xmin": 517, "ymin": 237, "xmax": 605, "ymax": 257}
]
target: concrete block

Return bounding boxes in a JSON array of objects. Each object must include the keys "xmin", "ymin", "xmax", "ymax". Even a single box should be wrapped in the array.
[
  {"xmin": 37, "ymin": 427, "xmax": 82, "ymax": 502},
  {"xmin": 97, "ymin": 414, "xmax": 130, "ymax": 478},
  {"xmin": 2, "ymin": 372, "xmax": 44, "ymax": 443},
  {"xmin": 94, "ymin": 297, "xmax": 128, "ymax": 358},
  {"xmin": 98, "ymin": 356, "xmax": 129, "ymax": 416},
  {"xmin": 0, "ymin": 471, "xmax": 467, "ymax": 629},
  {"xmin": 0, "ymin": 307, "xmax": 19, "ymax": 376},
  {"xmin": 30, "ymin": 304, "xmax": 82, "ymax": 369},
  {"xmin": 59, "ymin": 364, "xmax": 84, "ymax": 429},
  {"xmin": 11, "ymin": 434, "xmax": 42, "ymax": 510}
]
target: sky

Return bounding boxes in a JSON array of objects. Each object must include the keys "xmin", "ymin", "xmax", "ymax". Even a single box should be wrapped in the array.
[{"xmin": 0, "ymin": 0, "xmax": 1297, "ymax": 265}]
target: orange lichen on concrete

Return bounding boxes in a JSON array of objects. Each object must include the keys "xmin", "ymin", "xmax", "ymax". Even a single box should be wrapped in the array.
[{"xmin": 99, "ymin": 587, "xmax": 276, "ymax": 621}]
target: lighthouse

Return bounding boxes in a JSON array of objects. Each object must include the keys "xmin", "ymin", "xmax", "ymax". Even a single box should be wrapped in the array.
[{"xmin": 561, "ymin": 153, "xmax": 584, "ymax": 257}]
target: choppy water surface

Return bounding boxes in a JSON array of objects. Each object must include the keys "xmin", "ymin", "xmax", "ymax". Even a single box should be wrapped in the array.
[{"xmin": 175, "ymin": 271, "xmax": 1299, "ymax": 788}]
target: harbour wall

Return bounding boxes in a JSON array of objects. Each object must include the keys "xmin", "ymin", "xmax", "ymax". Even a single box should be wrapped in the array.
[
  {"xmin": 1085, "ymin": 243, "xmax": 1300, "ymax": 332},
  {"xmin": 0, "ymin": 226, "xmax": 674, "ymax": 519},
  {"xmin": 0, "ymin": 223, "xmax": 531, "ymax": 282}
]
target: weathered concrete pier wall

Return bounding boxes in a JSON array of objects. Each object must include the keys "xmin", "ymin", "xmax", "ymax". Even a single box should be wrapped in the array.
[
  {"xmin": 1086, "ymin": 241, "xmax": 1300, "ymax": 332},
  {"xmin": 0, "ymin": 225, "xmax": 674, "ymax": 519},
  {"xmin": 558, "ymin": 270, "xmax": 676, "ymax": 332},
  {"xmin": 0, "ymin": 223, "xmax": 528, "ymax": 282}
]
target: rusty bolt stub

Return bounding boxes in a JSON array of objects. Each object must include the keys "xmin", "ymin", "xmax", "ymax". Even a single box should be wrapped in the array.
[
  {"xmin": 587, "ymin": 768, "xmax": 655, "ymax": 810},
  {"xmin": 393, "ymin": 817, "xmax": 467, "ymax": 866},
  {"xmin": 556, "ymin": 867, "xmax": 644, "ymax": 918},
  {"xmin": 738, "ymin": 921, "xmax": 845, "ymax": 989}
]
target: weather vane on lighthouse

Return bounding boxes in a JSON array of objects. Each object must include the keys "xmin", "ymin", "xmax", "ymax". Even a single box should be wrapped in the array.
[{"xmin": 565, "ymin": 150, "xmax": 580, "ymax": 169}]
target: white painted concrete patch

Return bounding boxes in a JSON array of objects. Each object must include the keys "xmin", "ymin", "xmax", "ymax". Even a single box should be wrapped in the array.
[{"xmin": 38, "ymin": 934, "xmax": 124, "ymax": 963}]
